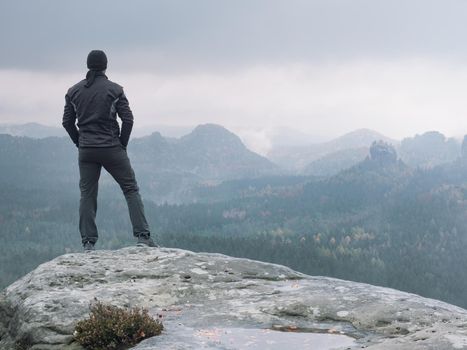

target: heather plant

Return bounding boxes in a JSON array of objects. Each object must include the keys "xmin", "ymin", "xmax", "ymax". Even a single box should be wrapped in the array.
[{"xmin": 74, "ymin": 301, "xmax": 163, "ymax": 350}]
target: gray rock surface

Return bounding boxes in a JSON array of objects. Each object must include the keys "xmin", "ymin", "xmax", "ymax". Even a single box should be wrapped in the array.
[{"xmin": 1, "ymin": 247, "xmax": 467, "ymax": 349}]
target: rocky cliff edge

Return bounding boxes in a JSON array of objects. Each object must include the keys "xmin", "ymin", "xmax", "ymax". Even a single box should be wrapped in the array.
[{"xmin": 1, "ymin": 247, "xmax": 467, "ymax": 349}]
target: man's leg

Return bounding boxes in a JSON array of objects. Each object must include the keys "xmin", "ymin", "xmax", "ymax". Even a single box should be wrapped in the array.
[
  {"xmin": 102, "ymin": 146, "xmax": 151, "ymax": 238},
  {"xmin": 78, "ymin": 153, "xmax": 102, "ymax": 244}
]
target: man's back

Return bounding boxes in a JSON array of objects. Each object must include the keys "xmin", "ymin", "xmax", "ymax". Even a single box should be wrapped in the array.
[{"xmin": 63, "ymin": 71, "xmax": 134, "ymax": 149}]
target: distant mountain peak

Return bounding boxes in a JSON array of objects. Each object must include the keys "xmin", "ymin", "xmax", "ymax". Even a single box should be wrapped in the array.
[
  {"xmin": 332, "ymin": 128, "xmax": 396, "ymax": 146},
  {"xmin": 181, "ymin": 123, "xmax": 246, "ymax": 149},
  {"xmin": 188, "ymin": 123, "xmax": 238, "ymax": 138},
  {"xmin": 192, "ymin": 123, "xmax": 228, "ymax": 132},
  {"xmin": 0, "ymin": 122, "xmax": 65, "ymax": 138}
]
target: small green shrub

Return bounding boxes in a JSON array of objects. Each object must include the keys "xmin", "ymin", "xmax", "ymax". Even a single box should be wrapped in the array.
[{"xmin": 74, "ymin": 300, "xmax": 163, "ymax": 350}]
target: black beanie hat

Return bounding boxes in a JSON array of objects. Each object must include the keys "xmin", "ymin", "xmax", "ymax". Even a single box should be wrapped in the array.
[{"xmin": 87, "ymin": 50, "xmax": 107, "ymax": 71}]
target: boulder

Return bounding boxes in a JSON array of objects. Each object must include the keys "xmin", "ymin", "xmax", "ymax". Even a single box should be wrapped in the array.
[{"xmin": 1, "ymin": 247, "xmax": 467, "ymax": 349}]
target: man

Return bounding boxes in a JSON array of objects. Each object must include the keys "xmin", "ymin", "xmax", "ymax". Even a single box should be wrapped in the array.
[{"xmin": 62, "ymin": 50, "xmax": 156, "ymax": 251}]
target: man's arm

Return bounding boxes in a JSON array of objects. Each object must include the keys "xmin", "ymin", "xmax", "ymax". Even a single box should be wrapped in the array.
[
  {"xmin": 62, "ymin": 94, "xmax": 79, "ymax": 147},
  {"xmin": 116, "ymin": 91, "xmax": 134, "ymax": 148}
]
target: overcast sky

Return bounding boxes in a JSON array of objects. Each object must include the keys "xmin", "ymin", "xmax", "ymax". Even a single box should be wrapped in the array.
[{"xmin": 1, "ymin": 0, "xmax": 467, "ymax": 152}]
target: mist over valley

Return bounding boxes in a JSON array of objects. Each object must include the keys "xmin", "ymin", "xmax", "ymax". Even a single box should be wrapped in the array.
[{"xmin": 1, "ymin": 122, "xmax": 466, "ymax": 310}]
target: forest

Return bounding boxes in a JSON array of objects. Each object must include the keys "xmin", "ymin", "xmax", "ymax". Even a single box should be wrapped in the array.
[{"xmin": 1, "ymin": 142, "xmax": 467, "ymax": 309}]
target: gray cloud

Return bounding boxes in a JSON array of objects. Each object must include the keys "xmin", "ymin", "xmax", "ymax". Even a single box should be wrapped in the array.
[
  {"xmin": 2, "ymin": 0, "xmax": 467, "ymax": 152},
  {"xmin": 2, "ymin": 59, "xmax": 467, "ymax": 152},
  {"xmin": 2, "ymin": 0, "xmax": 467, "ymax": 71}
]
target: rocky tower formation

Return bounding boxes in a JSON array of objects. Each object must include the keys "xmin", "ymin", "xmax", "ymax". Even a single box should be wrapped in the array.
[
  {"xmin": 369, "ymin": 140, "xmax": 398, "ymax": 165},
  {"xmin": 462, "ymin": 135, "xmax": 467, "ymax": 159},
  {"xmin": 1, "ymin": 247, "xmax": 467, "ymax": 349}
]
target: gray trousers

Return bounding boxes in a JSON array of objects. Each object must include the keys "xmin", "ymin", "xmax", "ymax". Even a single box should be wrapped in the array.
[{"xmin": 78, "ymin": 145, "xmax": 150, "ymax": 244}]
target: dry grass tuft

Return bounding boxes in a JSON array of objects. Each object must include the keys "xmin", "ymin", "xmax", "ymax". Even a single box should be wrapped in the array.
[{"xmin": 74, "ymin": 300, "xmax": 163, "ymax": 350}]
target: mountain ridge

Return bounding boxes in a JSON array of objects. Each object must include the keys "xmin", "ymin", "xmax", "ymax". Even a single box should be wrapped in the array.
[
  {"xmin": 268, "ymin": 128, "xmax": 397, "ymax": 171},
  {"xmin": 0, "ymin": 124, "xmax": 280, "ymax": 203}
]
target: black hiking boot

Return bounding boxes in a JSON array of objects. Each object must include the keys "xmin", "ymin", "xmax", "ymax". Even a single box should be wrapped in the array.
[
  {"xmin": 136, "ymin": 234, "xmax": 158, "ymax": 247},
  {"xmin": 83, "ymin": 241, "xmax": 95, "ymax": 252}
]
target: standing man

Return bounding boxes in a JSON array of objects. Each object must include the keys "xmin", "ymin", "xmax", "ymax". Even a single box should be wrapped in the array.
[{"xmin": 62, "ymin": 50, "xmax": 156, "ymax": 251}]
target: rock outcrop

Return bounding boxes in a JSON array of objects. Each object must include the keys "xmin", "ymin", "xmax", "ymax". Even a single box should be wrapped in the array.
[
  {"xmin": 462, "ymin": 135, "xmax": 467, "ymax": 159},
  {"xmin": 1, "ymin": 247, "xmax": 467, "ymax": 349},
  {"xmin": 369, "ymin": 141, "xmax": 398, "ymax": 165}
]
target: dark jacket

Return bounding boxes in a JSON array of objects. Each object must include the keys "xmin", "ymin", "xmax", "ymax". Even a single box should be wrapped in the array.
[{"xmin": 62, "ymin": 71, "xmax": 134, "ymax": 148}]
